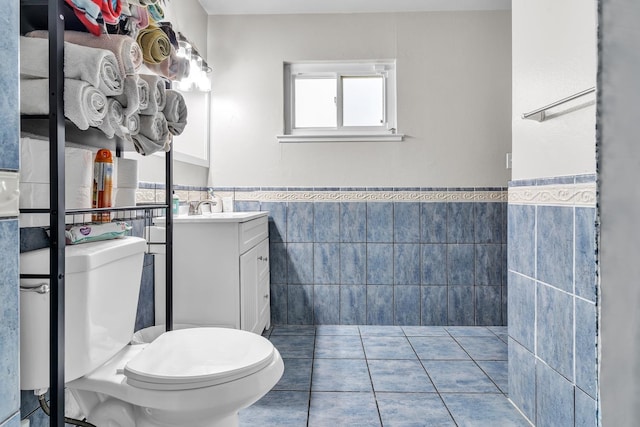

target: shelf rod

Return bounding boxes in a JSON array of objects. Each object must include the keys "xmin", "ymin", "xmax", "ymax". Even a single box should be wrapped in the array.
[
  {"xmin": 522, "ymin": 87, "xmax": 596, "ymax": 122},
  {"xmin": 48, "ymin": 0, "xmax": 66, "ymax": 426}
]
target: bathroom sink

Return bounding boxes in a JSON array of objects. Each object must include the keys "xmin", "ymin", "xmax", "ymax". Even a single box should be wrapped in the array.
[{"xmin": 154, "ymin": 211, "xmax": 268, "ymax": 224}]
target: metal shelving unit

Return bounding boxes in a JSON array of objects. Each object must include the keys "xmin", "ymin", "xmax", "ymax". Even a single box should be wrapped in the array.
[{"xmin": 18, "ymin": 2, "xmax": 174, "ymax": 425}]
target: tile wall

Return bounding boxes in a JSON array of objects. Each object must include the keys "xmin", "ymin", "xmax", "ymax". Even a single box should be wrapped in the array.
[
  {"xmin": 214, "ymin": 187, "xmax": 508, "ymax": 327},
  {"xmin": 507, "ymin": 175, "xmax": 598, "ymax": 426},
  {"xmin": 1, "ymin": 2, "xmax": 21, "ymax": 427}
]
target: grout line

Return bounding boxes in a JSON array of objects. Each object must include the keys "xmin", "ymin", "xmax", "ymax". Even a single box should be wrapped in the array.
[
  {"xmin": 305, "ymin": 328, "xmax": 317, "ymax": 427},
  {"xmin": 359, "ymin": 330, "xmax": 385, "ymax": 427}
]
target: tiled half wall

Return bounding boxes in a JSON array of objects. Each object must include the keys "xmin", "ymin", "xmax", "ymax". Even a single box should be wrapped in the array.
[
  {"xmin": 507, "ymin": 175, "xmax": 598, "ymax": 426},
  {"xmin": 212, "ymin": 187, "xmax": 508, "ymax": 327}
]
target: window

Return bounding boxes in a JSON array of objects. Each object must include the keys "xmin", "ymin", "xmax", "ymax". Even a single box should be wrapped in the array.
[{"xmin": 278, "ymin": 61, "xmax": 402, "ymax": 143}]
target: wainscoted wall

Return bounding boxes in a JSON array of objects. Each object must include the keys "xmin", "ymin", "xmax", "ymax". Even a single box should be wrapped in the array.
[
  {"xmin": 0, "ymin": 2, "xmax": 21, "ymax": 427},
  {"xmin": 209, "ymin": 187, "xmax": 508, "ymax": 327},
  {"xmin": 507, "ymin": 175, "xmax": 598, "ymax": 426}
]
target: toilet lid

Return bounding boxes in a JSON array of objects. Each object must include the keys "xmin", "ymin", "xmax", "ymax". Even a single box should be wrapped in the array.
[{"xmin": 124, "ymin": 327, "xmax": 276, "ymax": 391}]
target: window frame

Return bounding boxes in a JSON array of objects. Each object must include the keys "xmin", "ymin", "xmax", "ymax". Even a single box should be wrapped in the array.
[{"xmin": 279, "ymin": 60, "xmax": 403, "ymax": 143}]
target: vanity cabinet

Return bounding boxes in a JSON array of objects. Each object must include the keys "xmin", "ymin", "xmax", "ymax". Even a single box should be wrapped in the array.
[{"xmin": 154, "ymin": 212, "xmax": 271, "ymax": 335}]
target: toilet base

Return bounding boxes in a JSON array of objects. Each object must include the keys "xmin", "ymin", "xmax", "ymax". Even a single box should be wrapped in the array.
[
  {"xmin": 73, "ymin": 392, "xmax": 241, "ymax": 427},
  {"xmin": 135, "ymin": 405, "xmax": 239, "ymax": 427}
]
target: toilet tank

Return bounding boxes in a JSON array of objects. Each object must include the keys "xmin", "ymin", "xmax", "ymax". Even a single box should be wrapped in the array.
[{"xmin": 20, "ymin": 236, "xmax": 147, "ymax": 391}]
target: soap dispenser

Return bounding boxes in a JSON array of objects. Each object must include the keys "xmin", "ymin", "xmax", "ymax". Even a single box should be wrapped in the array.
[
  {"xmin": 208, "ymin": 189, "xmax": 223, "ymax": 213},
  {"xmin": 172, "ymin": 191, "xmax": 180, "ymax": 215},
  {"xmin": 211, "ymin": 194, "xmax": 223, "ymax": 213}
]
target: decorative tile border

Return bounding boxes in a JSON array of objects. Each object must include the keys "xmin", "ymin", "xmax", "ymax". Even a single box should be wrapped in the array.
[
  {"xmin": 136, "ymin": 184, "xmax": 508, "ymax": 204},
  {"xmin": 231, "ymin": 188, "xmax": 507, "ymax": 203},
  {"xmin": 508, "ymin": 182, "xmax": 596, "ymax": 207}
]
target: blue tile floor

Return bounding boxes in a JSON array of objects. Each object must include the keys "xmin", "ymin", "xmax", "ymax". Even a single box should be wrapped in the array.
[{"xmin": 239, "ymin": 325, "xmax": 530, "ymax": 426}]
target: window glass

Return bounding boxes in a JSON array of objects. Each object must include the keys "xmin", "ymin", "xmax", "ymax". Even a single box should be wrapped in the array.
[
  {"xmin": 294, "ymin": 77, "xmax": 337, "ymax": 128},
  {"xmin": 342, "ymin": 76, "xmax": 384, "ymax": 127}
]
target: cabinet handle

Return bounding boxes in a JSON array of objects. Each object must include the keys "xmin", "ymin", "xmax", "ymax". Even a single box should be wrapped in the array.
[
  {"xmin": 258, "ymin": 256, "xmax": 269, "ymax": 262},
  {"xmin": 264, "ymin": 294, "xmax": 269, "ymax": 299}
]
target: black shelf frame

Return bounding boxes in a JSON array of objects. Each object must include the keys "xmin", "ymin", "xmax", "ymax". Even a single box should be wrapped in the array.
[{"xmin": 18, "ymin": 2, "xmax": 174, "ymax": 425}]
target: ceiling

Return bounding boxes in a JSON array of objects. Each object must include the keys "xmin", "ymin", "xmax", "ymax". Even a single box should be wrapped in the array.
[{"xmin": 197, "ymin": 0, "xmax": 511, "ymax": 15}]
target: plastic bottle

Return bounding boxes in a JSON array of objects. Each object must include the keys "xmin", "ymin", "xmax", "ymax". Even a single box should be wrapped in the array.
[
  {"xmin": 172, "ymin": 192, "xmax": 180, "ymax": 215},
  {"xmin": 92, "ymin": 149, "xmax": 113, "ymax": 223}
]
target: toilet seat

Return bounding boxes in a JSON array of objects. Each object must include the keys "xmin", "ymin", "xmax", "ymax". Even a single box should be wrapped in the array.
[{"xmin": 124, "ymin": 327, "xmax": 276, "ymax": 391}]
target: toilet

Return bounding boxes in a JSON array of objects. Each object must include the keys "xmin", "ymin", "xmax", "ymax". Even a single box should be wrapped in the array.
[{"xmin": 19, "ymin": 236, "xmax": 284, "ymax": 427}]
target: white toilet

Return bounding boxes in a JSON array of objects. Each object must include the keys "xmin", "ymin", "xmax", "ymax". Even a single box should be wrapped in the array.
[{"xmin": 19, "ymin": 236, "xmax": 284, "ymax": 427}]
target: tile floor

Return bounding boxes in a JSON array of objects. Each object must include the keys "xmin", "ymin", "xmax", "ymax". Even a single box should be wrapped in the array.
[{"xmin": 239, "ymin": 325, "xmax": 530, "ymax": 427}]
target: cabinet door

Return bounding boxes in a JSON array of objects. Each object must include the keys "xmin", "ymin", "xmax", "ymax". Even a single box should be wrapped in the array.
[
  {"xmin": 240, "ymin": 238, "xmax": 270, "ymax": 334},
  {"xmin": 257, "ymin": 239, "xmax": 271, "ymax": 330},
  {"xmin": 240, "ymin": 244, "xmax": 259, "ymax": 333}
]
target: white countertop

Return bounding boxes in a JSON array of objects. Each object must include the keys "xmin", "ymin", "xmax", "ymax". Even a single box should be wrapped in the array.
[{"xmin": 154, "ymin": 211, "xmax": 268, "ymax": 225}]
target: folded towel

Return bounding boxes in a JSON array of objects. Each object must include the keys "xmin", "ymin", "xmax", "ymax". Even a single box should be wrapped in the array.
[
  {"xmin": 123, "ymin": 4, "xmax": 149, "ymax": 36},
  {"xmin": 64, "ymin": 0, "xmax": 102, "ymax": 36},
  {"xmin": 113, "ymin": 75, "xmax": 140, "ymax": 117},
  {"xmin": 97, "ymin": 98, "xmax": 128, "ymax": 138},
  {"xmin": 125, "ymin": 0, "xmax": 159, "ymax": 6},
  {"xmin": 144, "ymin": 51, "xmax": 190, "ymax": 81},
  {"xmin": 136, "ymin": 25, "xmax": 171, "ymax": 64},
  {"xmin": 132, "ymin": 112, "xmax": 169, "ymax": 155},
  {"xmin": 158, "ymin": 22, "xmax": 179, "ymax": 49},
  {"xmin": 163, "ymin": 90, "xmax": 188, "ymax": 136},
  {"xmin": 146, "ymin": 3, "xmax": 164, "ymax": 22},
  {"xmin": 63, "ymin": 0, "xmax": 122, "ymax": 35},
  {"xmin": 138, "ymin": 74, "xmax": 166, "ymax": 115},
  {"xmin": 100, "ymin": 0, "xmax": 123, "ymax": 25},
  {"xmin": 20, "ymin": 78, "xmax": 107, "ymax": 130},
  {"xmin": 27, "ymin": 31, "xmax": 143, "ymax": 77},
  {"xmin": 20, "ymin": 36, "xmax": 123, "ymax": 96}
]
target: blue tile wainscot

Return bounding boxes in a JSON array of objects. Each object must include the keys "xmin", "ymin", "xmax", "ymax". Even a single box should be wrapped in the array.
[
  {"xmin": 212, "ymin": 187, "xmax": 508, "ymax": 327},
  {"xmin": 507, "ymin": 174, "xmax": 598, "ymax": 426},
  {"xmin": 1, "ymin": 1, "xmax": 20, "ymax": 426}
]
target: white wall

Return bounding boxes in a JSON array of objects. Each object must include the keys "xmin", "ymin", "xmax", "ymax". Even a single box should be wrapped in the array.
[
  {"xmin": 598, "ymin": 0, "xmax": 640, "ymax": 424},
  {"xmin": 132, "ymin": 0, "xmax": 210, "ymax": 186},
  {"xmin": 207, "ymin": 11, "xmax": 511, "ymax": 187},
  {"xmin": 511, "ymin": 0, "xmax": 597, "ymax": 180}
]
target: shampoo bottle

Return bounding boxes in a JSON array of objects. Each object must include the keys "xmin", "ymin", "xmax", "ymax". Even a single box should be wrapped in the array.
[{"xmin": 92, "ymin": 149, "xmax": 113, "ymax": 223}]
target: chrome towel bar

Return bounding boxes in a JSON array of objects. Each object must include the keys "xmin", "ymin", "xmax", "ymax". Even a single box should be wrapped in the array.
[{"xmin": 522, "ymin": 87, "xmax": 596, "ymax": 122}]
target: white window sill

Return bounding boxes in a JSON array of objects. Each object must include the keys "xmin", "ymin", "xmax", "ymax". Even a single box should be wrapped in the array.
[{"xmin": 277, "ymin": 133, "xmax": 405, "ymax": 143}]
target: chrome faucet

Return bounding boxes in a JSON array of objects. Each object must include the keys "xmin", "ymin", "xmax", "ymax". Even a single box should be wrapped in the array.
[{"xmin": 192, "ymin": 199, "xmax": 219, "ymax": 215}]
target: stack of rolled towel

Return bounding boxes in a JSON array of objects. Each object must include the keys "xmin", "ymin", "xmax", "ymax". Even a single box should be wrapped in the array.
[
  {"xmin": 20, "ymin": 0, "xmax": 193, "ymax": 156},
  {"xmin": 20, "ymin": 32, "xmax": 189, "ymax": 156}
]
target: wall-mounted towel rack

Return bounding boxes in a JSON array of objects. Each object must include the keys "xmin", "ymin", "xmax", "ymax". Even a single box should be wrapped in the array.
[{"xmin": 522, "ymin": 87, "xmax": 596, "ymax": 122}]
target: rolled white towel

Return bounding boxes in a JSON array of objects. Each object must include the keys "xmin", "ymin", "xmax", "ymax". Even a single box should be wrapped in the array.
[
  {"xmin": 132, "ymin": 113, "xmax": 169, "ymax": 156},
  {"xmin": 113, "ymin": 75, "xmax": 140, "ymax": 118},
  {"xmin": 97, "ymin": 98, "xmax": 128, "ymax": 138},
  {"xmin": 163, "ymin": 89, "xmax": 188, "ymax": 135},
  {"xmin": 27, "ymin": 30, "xmax": 143, "ymax": 77},
  {"xmin": 138, "ymin": 74, "xmax": 167, "ymax": 115},
  {"xmin": 20, "ymin": 36, "xmax": 123, "ymax": 96},
  {"xmin": 137, "ymin": 77, "xmax": 150, "ymax": 112},
  {"xmin": 20, "ymin": 78, "xmax": 107, "ymax": 130},
  {"xmin": 127, "ymin": 113, "xmax": 141, "ymax": 136}
]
